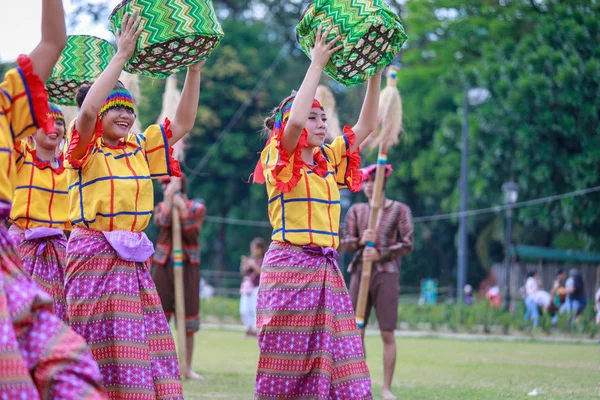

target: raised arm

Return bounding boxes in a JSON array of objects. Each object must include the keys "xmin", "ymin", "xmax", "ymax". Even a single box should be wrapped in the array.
[
  {"xmin": 281, "ymin": 25, "xmax": 342, "ymax": 154},
  {"xmin": 168, "ymin": 60, "xmax": 206, "ymax": 146},
  {"xmin": 28, "ymin": 0, "xmax": 67, "ymax": 81},
  {"xmin": 350, "ymin": 71, "xmax": 382, "ymax": 151},
  {"xmin": 71, "ymin": 12, "xmax": 142, "ymax": 161}
]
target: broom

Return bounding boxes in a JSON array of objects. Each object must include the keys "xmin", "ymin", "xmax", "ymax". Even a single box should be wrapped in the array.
[
  {"xmin": 355, "ymin": 66, "xmax": 404, "ymax": 332},
  {"xmin": 158, "ymin": 75, "xmax": 187, "ymax": 374}
]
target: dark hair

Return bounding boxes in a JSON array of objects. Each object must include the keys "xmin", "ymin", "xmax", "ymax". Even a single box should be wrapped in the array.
[
  {"xmin": 557, "ymin": 268, "xmax": 565, "ymax": 276},
  {"xmin": 262, "ymin": 92, "xmax": 297, "ymax": 138},
  {"xmin": 251, "ymin": 237, "xmax": 267, "ymax": 250},
  {"xmin": 75, "ymin": 81, "xmax": 127, "ymax": 108},
  {"xmin": 527, "ymin": 270, "xmax": 537, "ymax": 278}
]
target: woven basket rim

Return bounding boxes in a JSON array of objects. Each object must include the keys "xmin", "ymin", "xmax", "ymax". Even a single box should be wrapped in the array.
[{"xmin": 109, "ymin": 0, "xmax": 134, "ymax": 20}]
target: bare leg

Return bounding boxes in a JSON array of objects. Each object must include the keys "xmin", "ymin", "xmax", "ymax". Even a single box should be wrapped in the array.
[
  {"xmin": 185, "ymin": 334, "xmax": 203, "ymax": 381},
  {"xmin": 381, "ymin": 330, "xmax": 397, "ymax": 400}
]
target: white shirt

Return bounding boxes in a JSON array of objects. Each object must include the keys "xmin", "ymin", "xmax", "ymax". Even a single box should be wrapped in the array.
[{"xmin": 525, "ymin": 277, "xmax": 538, "ymax": 297}]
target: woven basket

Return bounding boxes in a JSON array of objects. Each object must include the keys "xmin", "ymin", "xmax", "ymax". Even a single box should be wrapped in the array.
[
  {"xmin": 46, "ymin": 35, "xmax": 115, "ymax": 106},
  {"xmin": 296, "ymin": 0, "xmax": 407, "ymax": 87},
  {"xmin": 109, "ymin": 0, "xmax": 224, "ymax": 78}
]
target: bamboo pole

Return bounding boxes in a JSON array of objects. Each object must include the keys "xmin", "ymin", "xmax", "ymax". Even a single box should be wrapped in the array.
[
  {"xmin": 171, "ymin": 205, "xmax": 187, "ymax": 374},
  {"xmin": 355, "ymin": 66, "xmax": 403, "ymax": 333},
  {"xmin": 355, "ymin": 145, "xmax": 388, "ymax": 331}
]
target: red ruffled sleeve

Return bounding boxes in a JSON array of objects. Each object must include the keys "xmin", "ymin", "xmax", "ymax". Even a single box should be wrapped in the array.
[
  {"xmin": 65, "ymin": 119, "xmax": 102, "ymax": 169},
  {"xmin": 16, "ymin": 55, "xmax": 54, "ymax": 134},
  {"xmin": 270, "ymin": 125, "xmax": 308, "ymax": 194},
  {"xmin": 162, "ymin": 118, "xmax": 182, "ymax": 178},
  {"xmin": 343, "ymin": 126, "xmax": 363, "ymax": 192}
]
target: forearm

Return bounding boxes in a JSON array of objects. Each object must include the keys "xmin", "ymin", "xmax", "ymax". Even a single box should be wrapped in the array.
[
  {"xmin": 281, "ymin": 63, "xmax": 323, "ymax": 154},
  {"xmin": 351, "ymin": 72, "xmax": 381, "ymax": 151},
  {"xmin": 72, "ymin": 53, "xmax": 128, "ymax": 158},
  {"xmin": 29, "ymin": 0, "xmax": 67, "ymax": 81},
  {"xmin": 169, "ymin": 68, "xmax": 201, "ymax": 146}
]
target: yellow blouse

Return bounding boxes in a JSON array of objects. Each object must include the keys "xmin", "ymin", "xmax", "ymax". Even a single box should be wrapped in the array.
[
  {"xmin": 64, "ymin": 118, "xmax": 181, "ymax": 232},
  {"xmin": 260, "ymin": 127, "xmax": 362, "ymax": 248},
  {"xmin": 0, "ymin": 56, "xmax": 51, "ymax": 211},
  {"xmin": 10, "ymin": 141, "xmax": 70, "ymax": 229}
]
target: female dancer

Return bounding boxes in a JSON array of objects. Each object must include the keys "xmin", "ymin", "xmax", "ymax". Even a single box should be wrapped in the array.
[
  {"xmin": 64, "ymin": 11, "xmax": 204, "ymax": 399},
  {"xmin": 0, "ymin": 0, "xmax": 106, "ymax": 397},
  {"xmin": 9, "ymin": 103, "xmax": 69, "ymax": 321},
  {"xmin": 253, "ymin": 25, "xmax": 381, "ymax": 399}
]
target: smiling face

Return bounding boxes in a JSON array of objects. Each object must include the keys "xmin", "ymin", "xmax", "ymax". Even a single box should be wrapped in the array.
[
  {"xmin": 101, "ymin": 107, "xmax": 136, "ymax": 143},
  {"xmin": 33, "ymin": 118, "xmax": 66, "ymax": 152},
  {"xmin": 305, "ymin": 107, "xmax": 328, "ymax": 148}
]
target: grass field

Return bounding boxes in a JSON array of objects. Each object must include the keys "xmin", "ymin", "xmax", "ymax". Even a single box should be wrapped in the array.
[{"xmin": 181, "ymin": 329, "xmax": 599, "ymax": 400}]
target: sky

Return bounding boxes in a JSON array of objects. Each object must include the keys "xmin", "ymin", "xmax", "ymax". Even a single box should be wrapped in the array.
[{"xmin": 1, "ymin": 0, "xmax": 118, "ymax": 62}]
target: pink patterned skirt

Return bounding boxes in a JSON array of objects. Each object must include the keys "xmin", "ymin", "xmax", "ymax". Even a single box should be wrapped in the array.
[
  {"xmin": 8, "ymin": 224, "xmax": 68, "ymax": 322},
  {"xmin": 0, "ymin": 224, "xmax": 106, "ymax": 399},
  {"xmin": 255, "ymin": 242, "xmax": 372, "ymax": 400},
  {"xmin": 64, "ymin": 227, "xmax": 183, "ymax": 400}
]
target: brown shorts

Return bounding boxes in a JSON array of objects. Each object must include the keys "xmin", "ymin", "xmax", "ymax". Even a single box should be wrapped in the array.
[
  {"xmin": 153, "ymin": 261, "xmax": 201, "ymax": 335},
  {"xmin": 349, "ymin": 269, "xmax": 399, "ymax": 331}
]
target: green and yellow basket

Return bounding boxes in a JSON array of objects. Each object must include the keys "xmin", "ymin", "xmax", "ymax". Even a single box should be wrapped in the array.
[
  {"xmin": 46, "ymin": 35, "xmax": 115, "ymax": 106},
  {"xmin": 109, "ymin": 0, "xmax": 224, "ymax": 78},
  {"xmin": 296, "ymin": 0, "xmax": 407, "ymax": 87}
]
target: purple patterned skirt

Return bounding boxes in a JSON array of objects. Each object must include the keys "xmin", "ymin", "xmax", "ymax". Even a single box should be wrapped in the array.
[
  {"xmin": 64, "ymin": 227, "xmax": 183, "ymax": 400},
  {"xmin": 8, "ymin": 224, "xmax": 68, "ymax": 321},
  {"xmin": 255, "ymin": 242, "xmax": 372, "ymax": 400}
]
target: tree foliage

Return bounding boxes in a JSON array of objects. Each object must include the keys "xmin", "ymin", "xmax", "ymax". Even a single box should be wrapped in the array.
[{"xmin": 18, "ymin": 0, "xmax": 598, "ymax": 290}]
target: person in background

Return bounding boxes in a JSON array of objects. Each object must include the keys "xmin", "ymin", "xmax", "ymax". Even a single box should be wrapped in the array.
[
  {"xmin": 239, "ymin": 237, "xmax": 266, "ymax": 337},
  {"xmin": 153, "ymin": 175, "xmax": 206, "ymax": 380},
  {"xmin": 594, "ymin": 286, "xmax": 600, "ymax": 326},
  {"xmin": 564, "ymin": 268, "xmax": 587, "ymax": 322},
  {"xmin": 464, "ymin": 284, "xmax": 474, "ymax": 306},
  {"xmin": 550, "ymin": 269, "xmax": 567, "ymax": 323},
  {"xmin": 342, "ymin": 163, "xmax": 414, "ymax": 400}
]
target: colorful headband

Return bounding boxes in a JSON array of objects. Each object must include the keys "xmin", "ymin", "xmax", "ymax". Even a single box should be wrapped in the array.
[
  {"xmin": 360, "ymin": 164, "xmax": 393, "ymax": 181},
  {"xmin": 99, "ymin": 88, "xmax": 136, "ymax": 118},
  {"xmin": 47, "ymin": 103, "xmax": 65, "ymax": 124},
  {"xmin": 275, "ymin": 97, "xmax": 323, "ymax": 130},
  {"xmin": 253, "ymin": 97, "xmax": 324, "ymax": 185}
]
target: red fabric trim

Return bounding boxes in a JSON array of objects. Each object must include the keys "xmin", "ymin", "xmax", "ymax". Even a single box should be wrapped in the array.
[
  {"xmin": 16, "ymin": 55, "xmax": 54, "ymax": 134},
  {"xmin": 65, "ymin": 119, "xmax": 102, "ymax": 168},
  {"xmin": 310, "ymin": 149, "xmax": 329, "ymax": 177},
  {"xmin": 102, "ymin": 140, "xmax": 127, "ymax": 150},
  {"xmin": 26, "ymin": 147, "xmax": 65, "ymax": 173},
  {"xmin": 343, "ymin": 126, "xmax": 363, "ymax": 192},
  {"xmin": 162, "ymin": 118, "xmax": 182, "ymax": 178},
  {"xmin": 271, "ymin": 126, "xmax": 307, "ymax": 193}
]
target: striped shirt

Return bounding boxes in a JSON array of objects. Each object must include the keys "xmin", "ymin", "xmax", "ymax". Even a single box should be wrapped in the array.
[
  {"xmin": 64, "ymin": 119, "xmax": 180, "ymax": 232},
  {"xmin": 342, "ymin": 200, "xmax": 414, "ymax": 273},
  {"xmin": 10, "ymin": 141, "xmax": 70, "ymax": 229},
  {"xmin": 260, "ymin": 128, "xmax": 362, "ymax": 248}
]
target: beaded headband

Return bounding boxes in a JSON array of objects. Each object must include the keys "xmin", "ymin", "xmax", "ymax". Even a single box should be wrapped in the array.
[
  {"xmin": 99, "ymin": 88, "xmax": 136, "ymax": 118},
  {"xmin": 47, "ymin": 103, "xmax": 65, "ymax": 124}
]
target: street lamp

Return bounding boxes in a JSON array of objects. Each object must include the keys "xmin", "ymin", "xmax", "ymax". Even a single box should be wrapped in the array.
[
  {"xmin": 502, "ymin": 181, "xmax": 519, "ymax": 312},
  {"xmin": 457, "ymin": 87, "xmax": 491, "ymax": 303}
]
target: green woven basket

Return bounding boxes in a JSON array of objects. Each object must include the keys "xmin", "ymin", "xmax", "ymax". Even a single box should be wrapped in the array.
[
  {"xmin": 296, "ymin": 0, "xmax": 407, "ymax": 87},
  {"xmin": 109, "ymin": 0, "xmax": 224, "ymax": 78},
  {"xmin": 46, "ymin": 35, "xmax": 115, "ymax": 106}
]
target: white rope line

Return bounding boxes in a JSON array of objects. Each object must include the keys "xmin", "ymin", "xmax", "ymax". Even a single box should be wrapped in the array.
[{"xmin": 201, "ymin": 185, "xmax": 600, "ymax": 227}]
